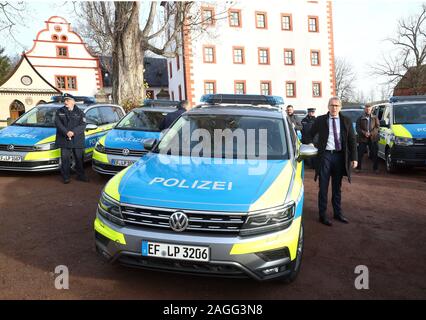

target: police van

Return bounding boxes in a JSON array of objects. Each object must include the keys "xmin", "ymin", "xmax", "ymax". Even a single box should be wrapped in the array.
[
  {"xmin": 93, "ymin": 94, "xmax": 317, "ymax": 282},
  {"xmin": 92, "ymin": 100, "xmax": 179, "ymax": 175},
  {"xmin": 0, "ymin": 96, "xmax": 124, "ymax": 171},
  {"xmin": 373, "ymin": 96, "xmax": 426, "ymax": 172}
]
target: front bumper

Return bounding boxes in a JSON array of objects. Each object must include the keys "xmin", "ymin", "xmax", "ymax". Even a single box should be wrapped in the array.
[
  {"xmin": 0, "ymin": 149, "xmax": 60, "ymax": 172},
  {"xmin": 92, "ymin": 149, "xmax": 139, "ymax": 175},
  {"xmin": 94, "ymin": 214, "xmax": 302, "ymax": 281},
  {"xmin": 390, "ymin": 145, "xmax": 426, "ymax": 167}
]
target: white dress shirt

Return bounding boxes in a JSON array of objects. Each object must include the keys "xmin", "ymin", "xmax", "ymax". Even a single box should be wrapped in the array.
[{"xmin": 326, "ymin": 115, "xmax": 341, "ymax": 151}]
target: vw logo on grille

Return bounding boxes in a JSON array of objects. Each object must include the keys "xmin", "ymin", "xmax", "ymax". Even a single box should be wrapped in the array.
[
  {"xmin": 169, "ymin": 211, "xmax": 189, "ymax": 232},
  {"xmin": 7, "ymin": 145, "xmax": 14, "ymax": 151},
  {"xmin": 122, "ymin": 148, "xmax": 130, "ymax": 156}
]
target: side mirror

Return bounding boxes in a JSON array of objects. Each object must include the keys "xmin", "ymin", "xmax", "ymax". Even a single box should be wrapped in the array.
[
  {"xmin": 379, "ymin": 120, "xmax": 388, "ymax": 128},
  {"xmin": 143, "ymin": 138, "xmax": 158, "ymax": 151},
  {"xmin": 86, "ymin": 123, "xmax": 98, "ymax": 131},
  {"xmin": 297, "ymin": 144, "xmax": 318, "ymax": 162}
]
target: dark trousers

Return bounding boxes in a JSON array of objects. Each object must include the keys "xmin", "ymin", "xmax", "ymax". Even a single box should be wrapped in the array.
[
  {"xmin": 318, "ymin": 151, "xmax": 345, "ymax": 220},
  {"xmin": 357, "ymin": 140, "xmax": 378, "ymax": 170},
  {"xmin": 60, "ymin": 148, "xmax": 85, "ymax": 180}
]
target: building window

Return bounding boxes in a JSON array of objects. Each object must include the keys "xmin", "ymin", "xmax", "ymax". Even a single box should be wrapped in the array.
[
  {"xmin": 178, "ymin": 85, "xmax": 182, "ymax": 101},
  {"xmin": 308, "ymin": 16, "xmax": 319, "ymax": 32},
  {"xmin": 311, "ymin": 50, "xmax": 320, "ymax": 66},
  {"xmin": 55, "ymin": 76, "xmax": 77, "ymax": 90},
  {"xmin": 255, "ymin": 12, "xmax": 267, "ymax": 29},
  {"xmin": 233, "ymin": 47, "xmax": 245, "ymax": 64},
  {"xmin": 313, "ymin": 82, "xmax": 322, "ymax": 97},
  {"xmin": 56, "ymin": 46, "xmax": 68, "ymax": 57},
  {"xmin": 284, "ymin": 49, "xmax": 295, "ymax": 65},
  {"xmin": 281, "ymin": 14, "xmax": 292, "ymax": 31},
  {"xmin": 176, "ymin": 55, "xmax": 180, "ymax": 70},
  {"xmin": 286, "ymin": 81, "xmax": 296, "ymax": 98},
  {"xmin": 204, "ymin": 81, "xmax": 216, "ymax": 94},
  {"xmin": 169, "ymin": 61, "xmax": 173, "ymax": 79},
  {"xmin": 146, "ymin": 90, "xmax": 154, "ymax": 99},
  {"xmin": 202, "ymin": 7, "xmax": 215, "ymax": 26},
  {"xmin": 258, "ymin": 48, "xmax": 270, "ymax": 65},
  {"xmin": 234, "ymin": 81, "xmax": 246, "ymax": 94},
  {"xmin": 229, "ymin": 9, "xmax": 241, "ymax": 27},
  {"xmin": 203, "ymin": 45, "xmax": 216, "ymax": 63},
  {"xmin": 260, "ymin": 81, "xmax": 271, "ymax": 95}
]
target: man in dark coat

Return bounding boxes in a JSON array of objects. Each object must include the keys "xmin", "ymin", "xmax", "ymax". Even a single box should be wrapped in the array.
[
  {"xmin": 54, "ymin": 94, "xmax": 88, "ymax": 184},
  {"xmin": 286, "ymin": 105, "xmax": 302, "ymax": 131},
  {"xmin": 308, "ymin": 97, "xmax": 358, "ymax": 226},
  {"xmin": 159, "ymin": 100, "xmax": 189, "ymax": 130},
  {"xmin": 355, "ymin": 103, "xmax": 380, "ymax": 173},
  {"xmin": 301, "ymin": 108, "xmax": 317, "ymax": 168}
]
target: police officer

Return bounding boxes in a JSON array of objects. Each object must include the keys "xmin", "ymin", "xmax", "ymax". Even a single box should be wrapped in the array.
[
  {"xmin": 54, "ymin": 94, "xmax": 88, "ymax": 184},
  {"xmin": 159, "ymin": 100, "xmax": 190, "ymax": 130},
  {"xmin": 301, "ymin": 108, "xmax": 317, "ymax": 168}
]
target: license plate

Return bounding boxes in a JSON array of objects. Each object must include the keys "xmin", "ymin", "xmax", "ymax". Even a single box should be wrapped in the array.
[
  {"xmin": 112, "ymin": 159, "xmax": 135, "ymax": 166},
  {"xmin": 142, "ymin": 241, "xmax": 210, "ymax": 262},
  {"xmin": 0, "ymin": 155, "xmax": 22, "ymax": 162}
]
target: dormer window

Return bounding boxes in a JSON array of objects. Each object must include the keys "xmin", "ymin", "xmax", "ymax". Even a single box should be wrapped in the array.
[{"xmin": 57, "ymin": 46, "xmax": 68, "ymax": 57}]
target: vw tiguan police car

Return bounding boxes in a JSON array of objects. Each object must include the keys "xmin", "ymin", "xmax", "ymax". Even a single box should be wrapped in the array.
[
  {"xmin": 373, "ymin": 96, "xmax": 426, "ymax": 172},
  {"xmin": 94, "ymin": 94, "xmax": 317, "ymax": 282},
  {"xmin": 0, "ymin": 96, "xmax": 124, "ymax": 171},
  {"xmin": 92, "ymin": 100, "xmax": 179, "ymax": 175}
]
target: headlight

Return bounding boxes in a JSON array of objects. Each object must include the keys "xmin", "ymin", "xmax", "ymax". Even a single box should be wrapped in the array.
[
  {"xmin": 98, "ymin": 192, "xmax": 124, "ymax": 225},
  {"xmin": 34, "ymin": 142, "xmax": 56, "ymax": 151},
  {"xmin": 95, "ymin": 141, "xmax": 105, "ymax": 153},
  {"xmin": 240, "ymin": 202, "xmax": 295, "ymax": 236},
  {"xmin": 394, "ymin": 137, "xmax": 413, "ymax": 146}
]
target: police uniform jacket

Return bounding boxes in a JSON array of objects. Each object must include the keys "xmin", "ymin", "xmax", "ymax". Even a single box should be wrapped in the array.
[
  {"xmin": 301, "ymin": 115, "xmax": 316, "ymax": 144},
  {"xmin": 54, "ymin": 106, "xmax": 86, "ymax": 148}
]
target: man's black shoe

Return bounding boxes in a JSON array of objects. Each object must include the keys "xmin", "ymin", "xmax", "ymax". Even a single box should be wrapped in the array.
[
  {"xmin": 334, "ymin": 215, "xmax": 349, "ymax": 223},
  {"xmin": 319, "ymin": 218, "xmax": 332, "ymax": 226},
  {"xmin": 76, "ymin": 176, "xmax": 89, "ymax": 182},
  {"xmin": 63, "ymin": 178, "xmax": 71, "ymax": 184}
]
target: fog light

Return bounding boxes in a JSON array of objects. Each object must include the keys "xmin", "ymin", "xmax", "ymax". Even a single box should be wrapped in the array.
[{"xmin": 262, "ymin": 267, "xmax": 279, "ymax": 275}]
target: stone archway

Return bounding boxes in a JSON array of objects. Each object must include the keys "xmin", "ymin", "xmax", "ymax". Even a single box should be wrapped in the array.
[
  {"xmin": 36, "ymin": 100, "xmax": 47, "ymax": 105},
  {"xmin": 9, "ymin": 100, "xmax": 25, "ymax": 120}
]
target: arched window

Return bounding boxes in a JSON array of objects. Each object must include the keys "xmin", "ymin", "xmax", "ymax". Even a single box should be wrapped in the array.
[{"xmin": 9, "ymin": 100, "xmax": 25, "ymax": 120}]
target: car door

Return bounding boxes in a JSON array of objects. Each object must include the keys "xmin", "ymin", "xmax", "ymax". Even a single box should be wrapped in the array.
[
  {"xmin": 84, "ymin": 107, "xmax": 106, "ymax": 154},
  {"xmin": 378, "ymin": 105, "xmax": 391, "ymax": 159}
]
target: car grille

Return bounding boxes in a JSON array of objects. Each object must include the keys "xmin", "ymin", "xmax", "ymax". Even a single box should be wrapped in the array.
[
  {"xmin": 0, "ymin": 160, "xmax": 58, "ymax": 167},
  {"xmin": 0, "ymin": 144, "xmax": 35, "ymax": 152},
  {"xmin": 413, "ymin": 138, "xmax": 426, "ymax": 146},
  {"xmin": 121, "ymin": 205, "xmax": 246, "ymax": 235},
  {"xmin": 104, "ymin": 147, "xmax": 147, "ymax": 157},
  {"xmin": 392, "ymin": 146, "xmax": 426, "ymax": 159}
]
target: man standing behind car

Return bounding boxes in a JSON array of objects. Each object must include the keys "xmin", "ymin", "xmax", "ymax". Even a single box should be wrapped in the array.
[
  {"xmin": 301, "ymin": 108, "xmax": 317, "ymax": 168},
  {"xmin": 308, "ymin": 97, "xmax": 357, "ymax": 226},
  {"xmin": 159, "ymin": 100, "xmax": 190, "ymax": 130},
  {"xmin": 286, "ymin": 105, "xmax": 302, "ymax": 131},
  {"xmin": 55, "ymin": 94, "xmax": 88, "ymax": 184},
  {"xmin": 355, "ymin": 103, "xmax": 380, "ymax": 173}
]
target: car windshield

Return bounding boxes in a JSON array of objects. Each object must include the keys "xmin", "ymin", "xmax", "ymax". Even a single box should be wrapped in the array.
[
  {"xmin": 115, "ymin": 109, "xmax": 168, "ymax": 131},
  {"xmin": 393, "ymin": 104, "xmax": 426, "ymax": 124},
  {"xmin": 341, "ymin": 110, "xmax": 364, "ymax": 123},
  {"xmin": 13, "ymin": 106, "xmax": 57, "ymax": 127},
  {"xmin": 155, "ymin": 114, "xmax": 289, "ymax": 160}
]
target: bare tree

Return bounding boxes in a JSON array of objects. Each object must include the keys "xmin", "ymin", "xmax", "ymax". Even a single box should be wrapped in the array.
[
  {"xmin": 335, "ymin": 57, "xmax": 357, "ymax": 103},
  {"xmin": 76, "ymin": 1, "xmax": 229, "ymax": 108},
  {"xmin": 0, "ymin": 2, "xmax": 26, "ymax": 43},
  {"xmin": 372, "ymin": 4, "xmax": 426, "ymax": 95}
]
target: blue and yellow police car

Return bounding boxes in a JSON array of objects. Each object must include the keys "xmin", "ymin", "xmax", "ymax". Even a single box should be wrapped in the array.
[
  {"xmin": 93, "ymin": 94, "xmax": 317, "ymax": 282},
  {"xmin": 0, "ymin": 96, "xmax": 124, "ymax": 171},
  {"xmin": 92, "ymin": 100, "xmax": 179, "ymax": 175}
]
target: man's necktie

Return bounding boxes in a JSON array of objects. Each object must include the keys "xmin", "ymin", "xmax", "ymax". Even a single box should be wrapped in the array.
[{"xmin": 332, "ymin": 117, "xmax": 341, "ymax": 151}]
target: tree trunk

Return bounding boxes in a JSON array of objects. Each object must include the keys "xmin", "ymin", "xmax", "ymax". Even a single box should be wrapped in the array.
[{"xmin": 112, "ymin": 2, "xmax": 144, "ymax": 110}]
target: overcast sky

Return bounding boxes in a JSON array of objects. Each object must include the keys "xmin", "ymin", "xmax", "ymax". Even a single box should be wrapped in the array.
[{"xmin": 1, "ymin": 0, "xmax": 425, "ymax": 101}]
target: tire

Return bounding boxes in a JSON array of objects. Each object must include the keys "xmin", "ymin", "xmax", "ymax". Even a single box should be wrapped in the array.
[
  {"xmin": 277, "ymin": 224, "xmax": 304, "ymax": 283},
  {"xmin": 385, "ymin": 149, "xmax": 398, "ymax": 173}
]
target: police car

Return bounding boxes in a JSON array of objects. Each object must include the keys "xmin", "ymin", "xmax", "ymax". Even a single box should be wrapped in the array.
[
  {"xmin": 373, "ymin": 96, "xmax": 426, "ymax": 172},
  {"xmin": 93, "ymin": 94, "xmax": 317, "ymax": 282},
  {"xmin": 92, "ymin": 100, "xmax": 180, "ymax": 175},
  {"xmin": 0, "ymin": 96, "xmax": 125, "ymax": 171}
]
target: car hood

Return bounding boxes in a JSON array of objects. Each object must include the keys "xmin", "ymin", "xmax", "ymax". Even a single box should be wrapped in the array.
[
  {"xmin": 0, "ymin": 125, "xmax": 56, "ymax": 145},
  {"xmin": 115, "ymin": 154, "xmax": 293, "ymax": 212},
  {"xmin": 105, "ymin": 129, "xmax": 161, "ymax": 150},
  {"xmin": 393, "ymin": 124, "xmax": 426, "ymax": 139}
]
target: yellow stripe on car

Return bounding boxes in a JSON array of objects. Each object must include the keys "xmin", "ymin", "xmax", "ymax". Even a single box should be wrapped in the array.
[
  {"xmin": 392, "ymin": 124, "xmax": 412, "ymax": 138},
  {"xmin": 93, "ymin": 149, "xmax": 109, "ymax": 163},
  {"xmin": 230, "ymin": 216, "xmax": 301, "ymax": 260},
  {"xmin": 104, "ymin": 166, "xmax": 131, "ymax": 201},
  {"xmin": 94, "ymin": 217, "xmax": 126, "ymax": 245},
  {"xmin": 248, "ymin": 162, "xmax": 292, "ymax": 211},
  {"xmin": 36, "ymin": 134, "xmax": 56, "ymax": 145},
  {"xmin": 289, "ymin": 161, "xmax": 303, "ymax": 202},
  {"xmin": 24, "ymin": 149, "xmax": 61, "ymax": 161}
]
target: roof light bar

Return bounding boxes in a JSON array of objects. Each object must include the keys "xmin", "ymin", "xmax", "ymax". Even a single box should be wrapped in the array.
[
  {"xmin": 390, "ymin": 95, "xmax": 426, "ymax": 103},
  {"xmin": 51, "ymin": 96, "xmax": 96, "ymax": 104},
  {"xmin": 200, "ymin": 94, "xmax": 284, "ymax": 106}
]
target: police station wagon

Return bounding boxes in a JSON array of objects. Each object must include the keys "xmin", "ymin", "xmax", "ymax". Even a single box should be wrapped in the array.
[
  {"xmin": 0, "ymin": 96, "xmax": 124, "ymax": 171},
  {"xmin": 94, "ymin": 94, "xmax": 317, "ymax": 282},
  {"xmin": 92, "ymin": 100, "xmax": 179, "ymax": 175}
]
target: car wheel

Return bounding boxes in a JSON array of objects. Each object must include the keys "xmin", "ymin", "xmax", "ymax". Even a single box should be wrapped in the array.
[
  {"xmin": 277, "ymin": 224, "xmax": 304, "ymax": 283},
  {"xmin": 385, "ymin": 150, "xmax": 397, "ymax": 173}
]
